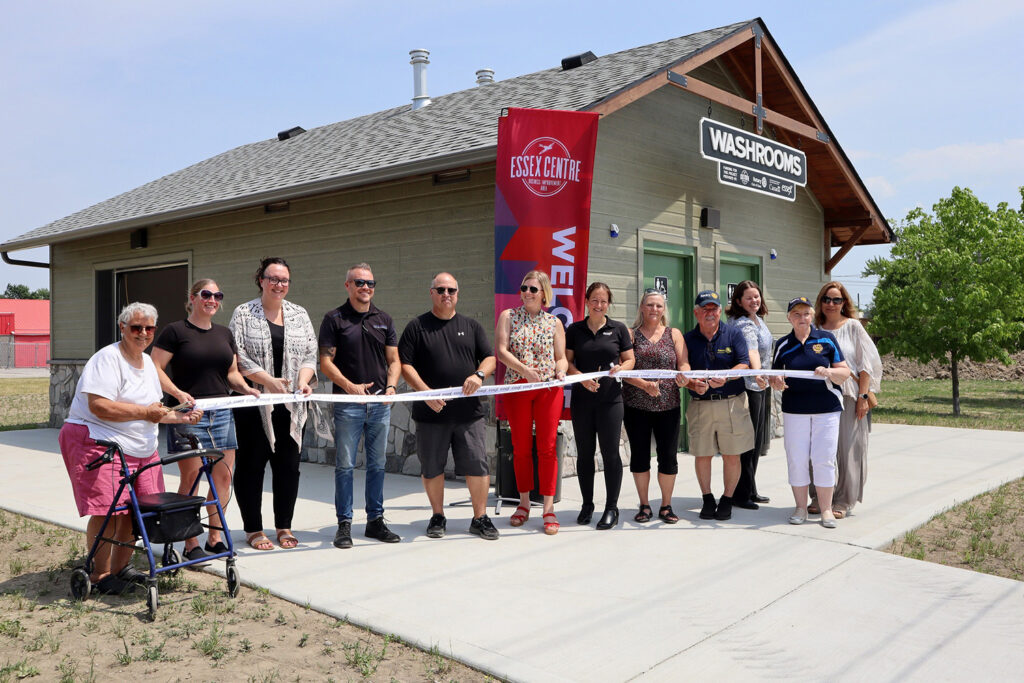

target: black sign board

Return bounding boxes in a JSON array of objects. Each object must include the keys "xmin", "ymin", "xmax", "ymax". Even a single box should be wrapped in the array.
[
  {"xmin": 719, "ymin": 162, "xmax": 797, "ymax": 202},
  {"xmin": 700, "ymin": 118, "xmax": 807, "ymax": 186}
]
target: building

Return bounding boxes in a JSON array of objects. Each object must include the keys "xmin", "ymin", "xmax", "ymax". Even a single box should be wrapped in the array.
[
  {"xmin": 1, "ymin": 18, "xmax": 892, "ymax": 474},
  {"xmin": 0, "ymin": 299, "xmax": 50, "ymax": 368}
]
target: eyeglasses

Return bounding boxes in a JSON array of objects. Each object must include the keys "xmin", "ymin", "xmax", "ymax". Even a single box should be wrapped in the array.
[
  {"xmin": 433, "ymin": 287, "xmax": 458, "ymax": 295},
  {"xmin": 127, "ymin": 324, "xmax": 157, "ymax": 334},
  {"xmin": 199, "ymin": 289, "xmax": 225, "ymax": 301},
  {"xmin": 821, "ymin": 296, "xmax": 844, "ymax": 305},
  {"xmin": 520, "ymin": 285, "xmax": 540, "ymax": 293},
  {"xmin": 263, "ymin": 276, "xmax": 290, "ymax": 286},
  {"xmin": 350, "ymin": 279, "xmax": 376, "ymax": 289}
]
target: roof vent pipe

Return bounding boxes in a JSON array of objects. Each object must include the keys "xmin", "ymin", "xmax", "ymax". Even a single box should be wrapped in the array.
[
  {"xmin": 475, "ymin": 68, "xmax": 495, "ymax": 85},
  {"xmin": 409, "ymin": 49, "xmax": 431, "ymax": 110}
]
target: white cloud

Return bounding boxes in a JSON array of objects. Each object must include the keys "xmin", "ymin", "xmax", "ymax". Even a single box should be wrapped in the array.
[
  {"xmin": 865, "ymin": 176, "xmax": 896, "ymax": 198},
  {"xmin": 895, "ymin": 138, "xmax": 1024, "ymax": 182}
]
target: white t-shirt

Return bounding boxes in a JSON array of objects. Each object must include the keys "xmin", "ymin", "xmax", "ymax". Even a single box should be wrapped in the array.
[{"xmin": 65, "ymin": 343, "xmax": 162, "ymax": 457}]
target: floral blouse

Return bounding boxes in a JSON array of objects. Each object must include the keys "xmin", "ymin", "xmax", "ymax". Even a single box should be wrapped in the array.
[
  {"xmin": 622, "ymin": 327, "xmax": 681, "ymax": 411},
  {"xmin": 504, "ymin": 306, "xmax": 558, "ymax": 383}
]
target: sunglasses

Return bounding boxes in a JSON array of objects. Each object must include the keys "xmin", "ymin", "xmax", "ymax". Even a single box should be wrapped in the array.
[
  {"xmin": 199, "ymin": 289, "xmax": 225, "ymax": 301},
  {"xmin": 127, "ymin": 324, "xmax": 157, "ymax": 334},
  {"xmin": 351, "ymin": 279, "xmax": 376, "ymax": 289},
  {"xmin": 520, "ymin": 285, "xmax": 540, "ymax": 293},
  {"xmin": 263, "ymin": 276, "xmax": 290, "ymax": 286},
  {"xmin": 821, "ymin": 296, "xmax": 844, "ymax": 305},
  {"xmin": 433, "ymin": 287, "xmax": 458, "ymax": 295}
]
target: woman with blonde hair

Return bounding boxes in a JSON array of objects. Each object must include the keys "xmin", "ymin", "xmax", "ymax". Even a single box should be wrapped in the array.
[{"xmin": 495, "ymin": 270, "xmax": 568, "ymax": 535}]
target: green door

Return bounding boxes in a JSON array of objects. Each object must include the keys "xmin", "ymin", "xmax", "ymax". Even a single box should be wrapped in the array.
[
  {"xmin": 719, "ymin": 254, "xmax": 762, "ymax": 306},
  {"xmin": 643, "ymin": 242, "xmax": 694, "ymax": 451}
]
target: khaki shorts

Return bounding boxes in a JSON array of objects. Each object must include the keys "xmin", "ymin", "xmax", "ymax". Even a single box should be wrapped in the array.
[{"xmin": 685, "ymin": 393, "xmax": 755, "ymax": 457}]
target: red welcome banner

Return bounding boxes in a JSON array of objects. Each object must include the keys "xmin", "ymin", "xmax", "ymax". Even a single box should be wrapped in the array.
[{"xmin": 493, "ymin": 107, "xmax": 599, "ymax": 418}]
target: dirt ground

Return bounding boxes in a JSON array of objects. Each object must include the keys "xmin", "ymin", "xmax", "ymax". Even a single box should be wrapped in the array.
[
  {"xmin": 881, "ymin": 350, "xmax": 1024, "ymax": 382},
  {"xmin": 0, "ymin": 510, "xmax": 493, "ymax": 682}
]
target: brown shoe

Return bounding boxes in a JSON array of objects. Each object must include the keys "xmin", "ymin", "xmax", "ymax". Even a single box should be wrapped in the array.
[
  {"xmin": 807, "ymin": 502, "xmax": 821, "ymax": 515},
  {"xmin": 832, "ymin": 508, "xmax": 846, "ymax": 519}
]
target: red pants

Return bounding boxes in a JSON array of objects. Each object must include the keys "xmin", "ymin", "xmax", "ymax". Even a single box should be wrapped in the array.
[{"xmin": 505, "ymin": 383, "xmax": 563, "ymax": 496}]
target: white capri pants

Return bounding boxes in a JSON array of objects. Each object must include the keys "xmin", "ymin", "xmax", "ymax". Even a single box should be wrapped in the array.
[{"xmin": 782, "ymin": 411, "xmax": 841, "ymax": 487}]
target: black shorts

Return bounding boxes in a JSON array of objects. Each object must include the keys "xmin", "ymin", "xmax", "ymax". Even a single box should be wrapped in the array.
[{"xmin": 415, "ymin": 418, "xmax": 488, "ymax": 479}]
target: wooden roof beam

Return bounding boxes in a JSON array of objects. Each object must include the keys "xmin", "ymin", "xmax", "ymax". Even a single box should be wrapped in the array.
[{"xmin": 825, "ymin": 223, "xmax": 871, "ymax": 272}]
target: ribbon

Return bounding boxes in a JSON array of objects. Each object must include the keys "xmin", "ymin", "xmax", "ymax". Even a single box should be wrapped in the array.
[{"xmin": 192, "ymin": 369, "xmax": 821, "ymax": 411}]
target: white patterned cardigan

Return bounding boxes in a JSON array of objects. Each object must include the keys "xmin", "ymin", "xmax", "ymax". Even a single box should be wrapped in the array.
[{"xmin": 228, "ymin": 298, "xmax": 325, "ymax": 451}]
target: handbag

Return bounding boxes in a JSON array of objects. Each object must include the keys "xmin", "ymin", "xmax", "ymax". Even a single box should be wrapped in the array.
[{"xmin": 865, "ymin": 391, "xmax": 879, "ymax": 409}]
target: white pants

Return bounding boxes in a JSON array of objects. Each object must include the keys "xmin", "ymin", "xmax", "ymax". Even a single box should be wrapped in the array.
[{"xmin": 782, "ymin": 412, "xmax": 840, "ymax": 487}]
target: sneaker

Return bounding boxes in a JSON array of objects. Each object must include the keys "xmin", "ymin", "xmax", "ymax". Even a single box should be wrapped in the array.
[
  {"xmin": 333, "ymin": 521, "xmax": 353, "ymax": 549},
  {"xmin": 698, "ymin": 494, "xmax": 717, "ymax": 520},
  {"xmin": 93, "ymin": 574, "xmax": 136, "ymax": 595},
  {"xmin": 426, "ymin": 513, "xmax": 447, "ymax": 538},
  {"xmin": 183, "ymin": 545, "xmax": 212, "ymax": 569},
  {"xmin": 469, "ymin": 515, "xmax": 499, "ymax": 540},
  {"xmin": 116, "ymin": 564, "xmax": 149, "ymax": 585},
  {"xmin": 365, "ymin": 517, "xmax": 401, "ymax": 543},
  {"xmin": 714, "ymin": 495, "xmax": 733, "ymax": 521}
]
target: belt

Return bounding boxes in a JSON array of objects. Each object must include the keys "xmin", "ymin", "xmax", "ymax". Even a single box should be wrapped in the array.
[{"xmin": 691, "ymin": 392, "xmax": 742, "ymax": 402}]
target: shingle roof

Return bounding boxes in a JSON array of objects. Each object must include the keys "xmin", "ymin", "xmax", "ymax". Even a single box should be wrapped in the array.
[{"xmin": 3, "ymin": 20, "xmax": 752, "ymax": 250}]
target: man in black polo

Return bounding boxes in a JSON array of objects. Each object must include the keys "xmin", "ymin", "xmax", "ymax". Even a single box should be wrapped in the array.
[
  {"xmin": 319, "ymin": 262, "xmax": 403, "ymax": 549},
  {"xmin": 683, "ymin": 290, "xmax": 753, "ymax": 521},
  {"xmin": 399, "ymin": 272, "xmax": 498, "ymax": 540}
]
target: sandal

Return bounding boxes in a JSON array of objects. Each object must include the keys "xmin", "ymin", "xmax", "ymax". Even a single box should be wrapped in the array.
[
  {"xmin": 634, "ymin": 504, "xmax": 653, "ymax": 523},
  {"xmin": 832, "ymin": 508, "xmax": 847, "ymax": 520},
  {"xmin": 808, "ymin": 502, "xmax": 821, "ymax": 515},
  {"xmin": 542, "ymin": 513, "xmax": 560, "ymax": 535},
  {"xmin": 658, "ymin": 505, "xmax": 679, "ymax": 524},
  {"xmin": 246, "ymin": 532, "xmax": 274, "ymax": 551},
  {"xmin": 509, "ymin": 505, "xmax": 530, "ymax": 527},
  {"xmin": 276, "ymin": 530, "xmax": 299, "ymax": 549}
]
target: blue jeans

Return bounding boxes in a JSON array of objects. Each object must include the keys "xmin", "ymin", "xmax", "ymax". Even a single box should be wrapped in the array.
[{"xmin": 333, "ymin": 402, "xmax": 390, "ymax": 522}]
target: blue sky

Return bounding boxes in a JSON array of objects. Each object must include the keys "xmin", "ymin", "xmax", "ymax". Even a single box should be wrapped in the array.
[{"xmin": 2, "ymin": 0, "xmax": 1021, "ymax": 306}]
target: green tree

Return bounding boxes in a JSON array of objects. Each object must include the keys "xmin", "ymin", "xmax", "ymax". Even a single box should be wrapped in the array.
[
  {"xmin": 864, "ymin": 186, "xmax": 1024, "ymax": 416},
  {"xmin": 3, "ymin": 283, "xmax": 30, "ymax": 299}
]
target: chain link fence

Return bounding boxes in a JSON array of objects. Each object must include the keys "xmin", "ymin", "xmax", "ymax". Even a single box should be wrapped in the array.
[{"xmin": 0, "ymin": 339, "xmax": 50, "ymax": 369}]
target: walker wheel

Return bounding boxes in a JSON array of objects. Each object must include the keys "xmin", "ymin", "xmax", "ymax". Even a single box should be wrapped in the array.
[
  {"xmin": 161, "ymin": 546, "xmax": 182, "ymax": 575},
  {"xmin": 226, "ymin": 564, "xmax": 240, "ymax": 598},
  {"xmin": 70, "ymin": 569, "xmax": 91, "ymax": 600},
  {"xmin": 146, "ymin": 585, "xmax": 158, "ymax": 620}
]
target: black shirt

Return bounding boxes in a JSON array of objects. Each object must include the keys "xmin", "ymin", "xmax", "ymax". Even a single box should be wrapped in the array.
[
  {"xmin": 153, "ymin": 319, "xmax": 237, "ymax": 399},
  {"xmin": 318, "ymin": 301, "xmax": 398, "ymax": 394},
  {"xmin": 564, "ymin": 317, "xmax": 632, "ymax": 404},
  {"xmin": 772, "ymin": 328, "xmax": 844, "ymax": 414},
  {"xmin": 683, "ymin": 321, "xmax": 750, "ymax": 398},
  {"xmin": 398, "ymin": 311, "xmax": 493, "ymax": 423}
]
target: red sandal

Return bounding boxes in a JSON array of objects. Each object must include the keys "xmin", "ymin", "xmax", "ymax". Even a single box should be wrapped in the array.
[
  {"xmin": 542, "ymin": 513, "xmax": 560, "ymax": 535},
  {"xmin": 509, "ymin": 505, "xmax": 530, "ymax": 527}
]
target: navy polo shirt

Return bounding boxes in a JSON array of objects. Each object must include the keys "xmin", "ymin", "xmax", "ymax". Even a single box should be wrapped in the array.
[
  {"xmin": 565, "ymin": 317, "xmax": 633, "ymax": 404},
  {"xmin": 683, "ymin": 321, "xmax": 750, "ymax": 398},
  {"xmin": 318, "ymin": 301, "xmax": 397, "ymax": 394},
  {"xmin": 771, "ymin": 328, "xmax": 844, "ymax": 414}
]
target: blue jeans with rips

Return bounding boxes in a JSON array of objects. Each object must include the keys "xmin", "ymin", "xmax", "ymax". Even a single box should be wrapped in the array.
[{"xmin": 333, "ymin": 402, "xmax": 390, "ymax": 522}]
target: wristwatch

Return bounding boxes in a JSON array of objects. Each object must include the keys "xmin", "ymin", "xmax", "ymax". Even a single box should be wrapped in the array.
[
  {"xmin": 860, "ymin": 393, "xmax": 869, "ymax": 400},
  {"xmin": 474, "ymin": 371, "xmax": 486, "ymax": 380}
]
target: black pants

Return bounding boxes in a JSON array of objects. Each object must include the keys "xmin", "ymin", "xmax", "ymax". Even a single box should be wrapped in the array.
[
  {"xmin": 733, "ymin": 389, "xmax": 769, "ymax": 503},
  {"xmin": 623, "ymin": 405, "xmax": 680, "ymax": 475},
  {"xmin": 234, "ymin": 405, "xmax": 301, "ymax": 533},
  {"xmin": 572, "ymin": 399, "xmax": 624, "ymax": 508}
]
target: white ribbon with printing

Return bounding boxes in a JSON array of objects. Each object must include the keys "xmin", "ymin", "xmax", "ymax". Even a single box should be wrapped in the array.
[{"xmin": 192, "ymin": 369, "xmax": 822, "ymax": 411}]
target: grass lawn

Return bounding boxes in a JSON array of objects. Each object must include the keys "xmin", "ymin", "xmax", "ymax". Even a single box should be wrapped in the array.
[
  {"xmin": 873, "ymin": 379, "xmax": 1024, "ymax": 431},
  {"xmin": 0, "ymin": 378, "xmax": 48, "ymax": 431}
]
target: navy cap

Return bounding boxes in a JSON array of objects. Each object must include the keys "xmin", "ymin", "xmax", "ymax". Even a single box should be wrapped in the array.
[
  {"xmin": 787, "ymin": 296, "xmax": 812, "ymax": 312},
  {"xmin": 694, "ymin": 290, "xmax": 721, "ymax": 307}
]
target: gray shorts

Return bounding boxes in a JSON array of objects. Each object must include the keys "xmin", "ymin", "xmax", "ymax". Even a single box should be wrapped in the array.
[{"xmin": 415, "ymin": 418, "xmax": 488, "ymax": 479}]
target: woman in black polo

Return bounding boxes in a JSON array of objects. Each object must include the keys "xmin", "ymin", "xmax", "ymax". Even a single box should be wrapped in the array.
[
  {"xmin": 765, "ymin": 297, "xmax": 851, "ymax": 528},
  {"xmin": 565, "ymin": 282, "xmax": 634, "ymax": 529}
]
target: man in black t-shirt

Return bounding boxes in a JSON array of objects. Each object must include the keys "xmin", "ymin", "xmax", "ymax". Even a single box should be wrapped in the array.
[
  {"xmin": 399, "ymin": 272, "xmax": 498, "ymax": 540},
  {"xmin": 319, "ymin": 263, "xmax": 402, "ymax": 549}
]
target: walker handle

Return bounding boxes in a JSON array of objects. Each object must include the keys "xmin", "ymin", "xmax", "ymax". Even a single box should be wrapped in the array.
[{"xmin": 86, "ymin": 439, "xmax": 120, "ymax": 470}]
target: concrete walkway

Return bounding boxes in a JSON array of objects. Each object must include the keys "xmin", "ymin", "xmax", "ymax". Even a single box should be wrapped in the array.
[{"xmin": 1, "ymin": 423, "xmax": 1023, "ymax": 681}]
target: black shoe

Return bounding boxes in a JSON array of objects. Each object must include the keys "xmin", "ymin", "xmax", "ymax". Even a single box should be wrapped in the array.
[
  {"xmin": 751, "ymin": 494, "xmax": 770, "ymax": 504},
  {"xmin": 699, "ymin": 494, "xmax": 717, "ymax": 520},
  {"xmin": 577, "ymin": 502, "xmax": 595, "ymax": 525},
  {"xmin": 94, "ymin": 574, "xmax": 136, "ymax": 595},
  {"xmin": 733, "ymin": 499, "xmax": 759, "ymax": 510},
  {"xmin": 715, "ymin": 495, "xmax": 733, "ymax": 520},
  {"xmin": 426, "ymin": 513, "xmax": 447, "ymax": 538},
  {"xmin": 595, "ymin": 507, "xmax": 619, "ymax": 530},
  {"xmin": 116, "ymin": 564, "xmax": 148, "ymax": 586},
  {"xmin": 365, "ymin": 517, "xmax": 401, "ymax": 543},
  {"xmin": 183, "ymin": 545, "xmax": 212, "ymax": 568},
  {"xmin": 333, "ymin": 521, "xmax": 353, "ymax": 549},
  {"xmin": 469, "ymin": 515, "xmax": 499, "ymax": 540},
  {"xmin": 204, "ymin": 540, "xmax": 229, "ymax": 555}
]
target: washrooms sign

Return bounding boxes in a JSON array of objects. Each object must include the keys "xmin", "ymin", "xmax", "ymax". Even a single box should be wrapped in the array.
[{"xmin": 700, "ymin": 118, "xmax": 806, "ymax": 201}]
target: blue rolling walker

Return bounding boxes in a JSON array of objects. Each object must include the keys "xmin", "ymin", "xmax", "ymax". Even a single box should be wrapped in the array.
[{"xmin": 69, "ymin": 437, "xmax": 240, "ymax": 619}]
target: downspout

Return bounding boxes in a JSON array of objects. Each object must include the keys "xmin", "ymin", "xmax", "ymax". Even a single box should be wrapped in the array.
[{"xmin": 2, "ymin": 251, "xmax": 49, "ymax": 269}]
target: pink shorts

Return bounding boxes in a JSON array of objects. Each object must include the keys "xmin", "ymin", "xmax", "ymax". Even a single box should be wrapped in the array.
[{"xmin": 59, "ymin": 422, "xmax": 165, "ymax": 517}]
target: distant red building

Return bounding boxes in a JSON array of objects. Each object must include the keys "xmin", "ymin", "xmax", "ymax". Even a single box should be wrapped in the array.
[{"xmin": 0, "ymin": 300, "xmax": 50, "ymax": 368}]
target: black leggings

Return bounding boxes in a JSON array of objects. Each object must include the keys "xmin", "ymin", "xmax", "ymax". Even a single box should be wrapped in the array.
[
  {"xmin": 623, "ymin": 405, "xmax": 680, "ymax": 475},
  {"xmin": 733, "ymin": 389, "xmax": 769, "ymax": 503},
  {"xmin": 571, "ymin": 399, "xmax": 624, "ymax": 508},
  {"xmin": 234, "ymin": 405, "xmax": 302, "ymax": 533}
]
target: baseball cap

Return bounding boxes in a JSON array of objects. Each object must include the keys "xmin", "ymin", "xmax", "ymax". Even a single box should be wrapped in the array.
[
  {"xmin": 787, "ymin": 296, "xmax": 812, "ymax": 312},
  {"xmin": 694, "ymin": 290, "xmax": 721, "ymax": 307}
]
